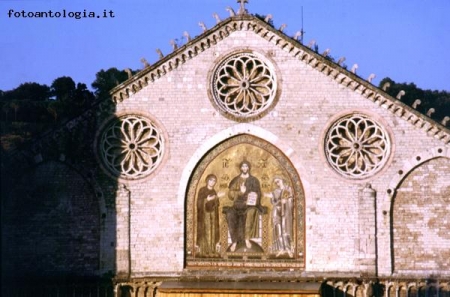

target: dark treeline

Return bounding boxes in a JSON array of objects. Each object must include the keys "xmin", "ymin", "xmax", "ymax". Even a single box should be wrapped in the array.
[{"xmin": 0, "ymin": 68, "xmax": 132, "ymax": 151}]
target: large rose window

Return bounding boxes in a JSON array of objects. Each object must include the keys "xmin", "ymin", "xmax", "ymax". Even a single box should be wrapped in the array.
[
  {"xmin": 99, "ymin": 115, "xmax": 164, "ymax": 181},
  {"xmin": 212, "ymin": 52, "xmax": 277, "ymax": 120},
  {"xmin": 325, "ymin": 114, "xmax": 391, "ymax": 179}
]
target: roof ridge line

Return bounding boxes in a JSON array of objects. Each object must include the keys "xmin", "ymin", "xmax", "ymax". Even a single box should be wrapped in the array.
[{"xmin": 108, "ymin": 15, "xmax": 449, "ymax": 143}]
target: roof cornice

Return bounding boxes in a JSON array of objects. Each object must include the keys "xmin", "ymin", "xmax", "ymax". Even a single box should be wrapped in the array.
[{"xmin": 110, "ymin": 14, "xmax": 450, "ymax": 144}]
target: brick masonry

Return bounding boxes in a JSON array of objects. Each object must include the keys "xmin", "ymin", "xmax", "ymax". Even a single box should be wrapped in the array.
[
  {"xmin": 1, "ymin": 15, "xmax": 449, "ymax": 284},
  {"xmin": 109, "ymin": 26, "xmax": 450, "ymax": 277}
]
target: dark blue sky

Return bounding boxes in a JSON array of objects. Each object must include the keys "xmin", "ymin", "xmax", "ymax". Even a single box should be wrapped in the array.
[{"xmin": 1, "ymin": 0, "xmax": 449, "ymax": 91}]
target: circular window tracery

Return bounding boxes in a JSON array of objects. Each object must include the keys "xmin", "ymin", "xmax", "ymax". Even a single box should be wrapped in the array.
[
  {"xmin": 325, "ymin": 113, "xmax": 391, "ymax": 179},
  {"xmin": 99, "ymin": 114, "xmax": 164, "ymax": 181},
  {"xmin": 212, "ymin": 52, "xmax": 277, "ymax": 120}
]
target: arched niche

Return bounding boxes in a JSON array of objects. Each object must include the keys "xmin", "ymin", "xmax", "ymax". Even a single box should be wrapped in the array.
[
  {"xmin": 390, "ymin": 156, "xmax": 450, "ymax": 274},
  {"xmin": 2, "ymin": 160, "xmax": 101, "ymax": 278},
  {"xmin": 185, "ymin": 134, "xmax": 305, "ymax": 269}
]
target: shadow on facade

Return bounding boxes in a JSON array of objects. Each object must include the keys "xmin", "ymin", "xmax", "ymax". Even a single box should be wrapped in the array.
[{"xmin": 1, "ymin": 98, "xmax": 119, "ymax": 296}]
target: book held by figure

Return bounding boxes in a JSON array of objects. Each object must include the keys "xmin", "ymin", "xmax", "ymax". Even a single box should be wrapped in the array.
[{"xmin": 246, "ymin": 192, "xmax": 257, "ymax": 206}]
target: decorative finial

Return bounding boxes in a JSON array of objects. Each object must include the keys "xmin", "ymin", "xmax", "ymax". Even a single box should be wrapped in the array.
[
  {"xmin": 396, "ymin": 90, "xmax": 405, "ymax": 100},
  {"xmin": 226, "ymin": 6, "xmax": 236, "ymax": 17},
  {"xmin": 426, "ymin": 108, "xmax": 435, "ymax": 117},
  {"xmin": 382, "ymin": 82, "xmax": 390, "ymax": 91},
  {"xmin": 412, "ymin": 99, "xmax": 421, "ymax": 109},
  {"xmin": 198, "ymin": 22, "xmax": 207, "ymax": 32},
  {"xmin": 264, "ymin": 14, "xmax": 273, "ymax": 23},
  {"xmin": 367, "ymin": 73, "xmax": 376, "ymax": 83},
  {"xmin": 156, "ymin": 48, "xmax": 164, "ymax": 59},
  {"xmin": 442, "ymin": 116, "xmax": 450, "ymax": 126},
  {"xmin": 213, "ymin": 13, "xmax": 221, "ymax": 24},
  {"xmin": 322, "ymin": 49, "xmax": 330, "ymax": 57},
  {"xmin": 307, "ymin": 39, "xmax": 316, "ymax": 49},
  {"xmin": 351, "ymin": 64, "xmax": 358, "ymax": 74},
  {"xmin": 183, "ymin": 31, "xmax": 191, "ymax": 42},
  {"xmin": 124, "ymin": 68, "xmax": 132, "ymax": 79},
  {"xmin": 279, "ymin": 24, "xmax": 287, "ymax": 32},
  {"xmin": 237, "ymin": 0, "xmax": 248, "ymax": 15},
  {"xmin": 293, "ymin": 31, "xmax": 303, "ymax": 41},
  {"xmin": 337, "ymin": 57, "xmax": 346, "ymax": 66},
  {"xmin": 140, "ymin": 58, "xmax": 150, "ymax": 68},
  {"xmin": 170, "ymin": 39, "xmax": 178, "ymax": 51}
]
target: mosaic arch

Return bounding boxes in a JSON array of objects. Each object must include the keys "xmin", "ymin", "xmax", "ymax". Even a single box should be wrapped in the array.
[{"xmin": 186, "ymin": 134, "xmax": 305, "ymax": 269}]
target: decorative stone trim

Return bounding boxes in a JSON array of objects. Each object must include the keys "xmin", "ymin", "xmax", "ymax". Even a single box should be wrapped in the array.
[
  {"xmin": 385, "ymin": 146, "xmax": 450, "ymax": 201},
  {"xmin": 109, "ymin": 15, "xmax": 449, "ymax": 144},
  {"xmin": 323, "ymin": 279, "xmax": 450, "ymax": 297},
  {"xmin": 323, "ymin": 112, "xmax": 393, "ymax": 181},
  {"xmin": 111, "ymin": 278, "xmax": 450, "ymax": 297},
  {"xmin": 96, "ymin": 112, "xmax": 167, "ymax": 182},
  {"xmin": 210, "ymin": 50, "xmax": 278, "ymax": 121}
]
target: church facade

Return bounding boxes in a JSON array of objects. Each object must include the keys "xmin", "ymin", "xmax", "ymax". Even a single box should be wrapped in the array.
[{"xmin": 2, "ymin": 3, "xmax": 449, "ymax": 297}]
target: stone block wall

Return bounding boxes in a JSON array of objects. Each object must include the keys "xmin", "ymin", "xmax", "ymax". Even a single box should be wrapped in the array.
[
  {"xmin": 106, "ymin": 28, "xmax": 450, "ymax": 278},
  {"xmin": 2, "ymin": 17, "xmax": 449, "ymax": 285},
  {"xmin": 392, "ymin": 157, "xmax": 450, "ymax": 274},
  {"xmin": 2, "ymin": 161, "xmax": 101, "ymax": 278}
]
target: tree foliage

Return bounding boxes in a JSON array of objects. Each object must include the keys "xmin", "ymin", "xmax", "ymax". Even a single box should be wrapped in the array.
[
  {"xmin": 0, "ymin": 77, "xmax": 95, "ymax": 151},
  {"xmin": 379, "ymin": 77, "xmax": 450, "ymax": 123},
  {"xmin": 1, "ymin": 82, "xmax": 50, "ymax": 102},
  {"xmin": 51, "ymin": 76, "xmax": 76, "ymax": 101},
  {"xmin": 0, "ymin": 67, "xmax": 130, "ymax": 151},
  {"xmin": 92, "ymin": 68, "xmax": 129, "ymax": 100}
]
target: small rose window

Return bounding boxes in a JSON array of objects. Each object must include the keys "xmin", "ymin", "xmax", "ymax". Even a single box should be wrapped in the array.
[
  {"xmin": 325, "ymin": 113, "xmax": 391, "ymax": 179},
  {"xmin": 98, "ymin": 114, "xmax": 164, "ymax": 181},
  {"xmin": 211, "ymin": 52, "xmax": 277, "ymax": 120}
]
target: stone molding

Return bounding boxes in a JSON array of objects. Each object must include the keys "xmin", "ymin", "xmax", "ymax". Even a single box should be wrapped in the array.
[
  {"xmin": 109, "ymin": 15, "xmax": 450, "ymax": 144},
  {"xmin": 384, "ymin": 145, "xmax": 450, "ymax": 205},
  {"xmin": 112, "ymin": 278, "xmax": 450, "ymax": 297},
  {"xmin": 319, "ymin": 109, "xmax": 396, "ymax": 184},
  {"xmin": 94, "ymin": 111, "xmax": 170, "ymax": 183}
]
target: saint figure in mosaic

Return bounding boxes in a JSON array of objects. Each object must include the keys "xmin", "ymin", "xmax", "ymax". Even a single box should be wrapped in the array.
[
  {"xmin": 269, "ymin": 176, "xmax": 294, "ymax": 257},
  {"xmin": 196, "ymin": 174, "xmax": 221, "ymax": 256}
]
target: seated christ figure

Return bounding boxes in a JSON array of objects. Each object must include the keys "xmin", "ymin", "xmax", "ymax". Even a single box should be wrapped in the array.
[{"xmin": 225, "ymin": 160, "xmax": 264, "ymax": 252}]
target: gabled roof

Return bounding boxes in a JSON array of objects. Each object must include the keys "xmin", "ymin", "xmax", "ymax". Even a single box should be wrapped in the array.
[{"xmin": 110, "ymin": 13, "xmax": 450, "ymax": 144}]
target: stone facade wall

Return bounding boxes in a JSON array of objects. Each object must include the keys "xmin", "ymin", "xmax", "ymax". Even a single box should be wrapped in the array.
[
  {"xmin": 2, "ymin": 16, "xmax": 449, "ymax": 286},
  {"xmin": 392, "ymin": 157, "xmax": 450, "ymax": 274},
  {"xmin": 107, "ymin": 28, "xmax": 449, "ymax": 278},
  {"xmin": 2, "ymin": 161, "xmax": 101, "ymax": 278}
]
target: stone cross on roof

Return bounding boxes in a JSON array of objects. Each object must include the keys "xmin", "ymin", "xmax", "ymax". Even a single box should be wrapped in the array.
[{"xmin": 237, "ymin": 0, "xmax": 248, "ymax": 15}]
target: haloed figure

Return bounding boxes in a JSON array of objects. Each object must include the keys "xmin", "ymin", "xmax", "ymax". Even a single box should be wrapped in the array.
[
  {"xmin": 226, "ymin": 160, "xmax": 263, "ymax": 252},
  {"xmin": 270, "ymin": 176, "xmax": 294, "ymax": 257},
  {"xmin": 196, "ymin": 174, "xmax": 221, "ymax": 256}
]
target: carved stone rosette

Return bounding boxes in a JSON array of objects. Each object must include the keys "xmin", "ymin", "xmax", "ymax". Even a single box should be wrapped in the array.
[
  {"xmin": 325, "ymin": 113, "xmax": 391, "ymax": 179},
  {"xmin": 211, "ymin": 51, "xmax": 278, "ymax": 121},
  {"xmin": 98, "ymin": 114, "xmax": 165, "ymax": 181}
]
